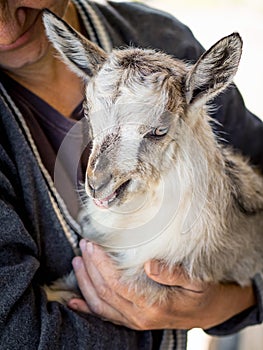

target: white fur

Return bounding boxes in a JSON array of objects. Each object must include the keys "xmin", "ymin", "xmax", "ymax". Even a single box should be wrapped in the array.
[{"xmin": 42, "ymin": 13, "xmax": 263, "ymax": 305}]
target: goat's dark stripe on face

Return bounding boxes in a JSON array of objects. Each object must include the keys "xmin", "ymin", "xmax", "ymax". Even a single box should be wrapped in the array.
[{"xmin": 100, "ymin": 133, "xmax": 120, "ymax": 153}]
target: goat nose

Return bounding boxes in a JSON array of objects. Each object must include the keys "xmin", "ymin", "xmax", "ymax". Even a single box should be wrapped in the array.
[{"xmin": 87, "ymin": 173, "xmax": 112, "ymax": 195}]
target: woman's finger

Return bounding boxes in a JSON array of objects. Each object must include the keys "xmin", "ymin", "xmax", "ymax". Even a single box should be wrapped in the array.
[
  {"xmin": 72, "ymin": 256, "xmax": 108, "ymax": 315},
  {"xmin": 144, "ymin": 260, "xmax": 205, "ymax": 292},
  {"xmin": 80, "ymin": 240, "xmax": 135, "ymax": 303},
  {"xmin": 68, "ymin": 298, "xmax": 91, "ymax": 313},
  {"xmin": 72, "ymin": 246, "xmax": 135, "ymax": 327}
]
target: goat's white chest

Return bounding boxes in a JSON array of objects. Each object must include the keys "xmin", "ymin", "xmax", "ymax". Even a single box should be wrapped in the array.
[{"xmin": 82, "ymin": 168, "xmax": 195, "ymax": 264}]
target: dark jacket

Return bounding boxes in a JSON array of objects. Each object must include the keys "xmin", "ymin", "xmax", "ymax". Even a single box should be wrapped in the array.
[{"xmin": 0, "ymin": 1, "xmax": 262, "ymax": 349}]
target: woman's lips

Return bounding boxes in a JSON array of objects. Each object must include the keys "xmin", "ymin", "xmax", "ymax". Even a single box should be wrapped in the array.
[{"xmin": 0, "ymin": 12, "xmax": 41, "ymax": 51}]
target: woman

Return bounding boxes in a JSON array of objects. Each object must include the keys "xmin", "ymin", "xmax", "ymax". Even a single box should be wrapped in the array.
[{"xmin": 0, "ymin": 1, "xmax": 262, "ymax": 349}]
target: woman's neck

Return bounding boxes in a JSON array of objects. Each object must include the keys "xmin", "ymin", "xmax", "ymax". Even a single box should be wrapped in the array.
[
  {"xmin": 7, "ymin": 52, "xmax": 85, "ymax": 117},
  {"xmin": 4, "ymin": 1, "xmax": 85, "ymax": 118}
]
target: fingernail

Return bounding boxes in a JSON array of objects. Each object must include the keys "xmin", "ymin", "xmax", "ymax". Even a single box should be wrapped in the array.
[
  {"xmin": 69, "ymin": 302, "xmax": 79, "ymax": 311},
  {"xmin": 72, "ymin": 256, "xmax": 82, "ymax": 270},
  {"xmin": 80, "ymin": 239, "xmax": 87, "ymax": 251},
  {"xmin": 87, "ymin": 242, "xmax": 94, "ymax": 255},
  {"xmin": 149, "ymin": 261, "xmax": 160, "ymax": 275}
]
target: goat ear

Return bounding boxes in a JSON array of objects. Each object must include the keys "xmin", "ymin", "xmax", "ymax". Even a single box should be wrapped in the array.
[
  {"xmin": 42, "ymin": 9, "xmax": 107, "ymax": 79},
  {"xmin": 185, "ymin": 33, "xmax": 242, "ymax": 107}
]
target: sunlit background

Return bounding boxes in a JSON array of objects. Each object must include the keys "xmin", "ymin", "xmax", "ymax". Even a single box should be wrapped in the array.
[{"xmin": 111, "ymin": 1, "xmax": 263, "ymax": 349}]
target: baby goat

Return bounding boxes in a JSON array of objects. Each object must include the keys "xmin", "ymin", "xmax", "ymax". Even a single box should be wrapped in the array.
[{"xmin": 43, "ymin": 11, "xmax": 263, "ymax": 304}]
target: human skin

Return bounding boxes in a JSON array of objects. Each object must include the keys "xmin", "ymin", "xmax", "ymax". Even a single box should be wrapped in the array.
[
  {"xmin": 0, "ymin": 0, "xmax": 257, "ymax": 331},
  {"xmin": 68, "ymin": 240, "xmax": 256, "ymax": 330},
  {"xmin": 0, "ymin": 0, "xmax": 83, "ymax": 116}
]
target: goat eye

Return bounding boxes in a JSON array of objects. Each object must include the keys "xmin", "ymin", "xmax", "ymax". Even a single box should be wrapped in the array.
[
  {"xmin": 144, "ymin": 126, "xmax": 169, "ymax": 139},
  {"xmin": 152, "ymin": 126, "xmax": 169, "ymax": 137}
]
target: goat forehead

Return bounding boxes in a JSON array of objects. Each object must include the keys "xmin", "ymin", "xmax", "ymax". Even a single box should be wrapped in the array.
[
  {"xmin": 88, "ymin": 102, "xmax": 168, "ymax": 139},
  {"xmin": 86, "ymin": 85, "xmax": 169, "ymax": 133},
  {"xmin": 87, "ymin": 49, "xmax": 185, "ymax": 104},
  {"xmin": 92, "ymin": 72, "xmax": 166, "ymax": 104},
  {"xmin": 85, "ymin": 49, "xmax": 186, "ymax": 135}
]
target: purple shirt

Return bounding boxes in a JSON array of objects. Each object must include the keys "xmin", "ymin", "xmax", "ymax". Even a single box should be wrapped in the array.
[{"xmin": 2, "ymin": 72, "xmax": 89, "ymax": 218}]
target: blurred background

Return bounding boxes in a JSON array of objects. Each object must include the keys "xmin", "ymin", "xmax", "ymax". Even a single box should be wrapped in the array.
[{"xmin": 111, "ymin": 1, "xmax": 263, "ymax": 349}]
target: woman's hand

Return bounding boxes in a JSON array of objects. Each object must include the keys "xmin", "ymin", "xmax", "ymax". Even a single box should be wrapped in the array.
[{"xmin": 68, "ymin": 240, "xmax": 256, "ymax": 330}]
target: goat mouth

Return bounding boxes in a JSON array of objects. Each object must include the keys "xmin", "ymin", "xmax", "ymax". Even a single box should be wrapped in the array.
[{"xmin": 93, "ymin": 180, "xmax": 131, "ymax": 209}]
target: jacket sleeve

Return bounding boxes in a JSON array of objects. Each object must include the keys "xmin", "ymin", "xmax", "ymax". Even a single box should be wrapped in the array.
[
  {"xmin": 0, "ymin": 100, "xmax": 151, "ymax": 350},
  {"xmin": 205, "ymin": 273, "xmax": 263, "ymax": 336}
]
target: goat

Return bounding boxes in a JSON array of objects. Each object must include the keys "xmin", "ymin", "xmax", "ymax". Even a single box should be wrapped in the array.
[{"xmin": 43, "ymin": 11, "xmax": 263, "ymax": 305}]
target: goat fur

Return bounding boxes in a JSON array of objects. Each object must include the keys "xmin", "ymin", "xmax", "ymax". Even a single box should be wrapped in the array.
[{"xmin": 43, "ymin": 10, "xmax": 263, "ymax": 305}]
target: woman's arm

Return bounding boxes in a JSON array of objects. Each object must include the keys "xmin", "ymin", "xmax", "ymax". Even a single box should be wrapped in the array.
[{"xmin": 69, "ymin": 241, "xmax": 260, "ymax": 332}]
